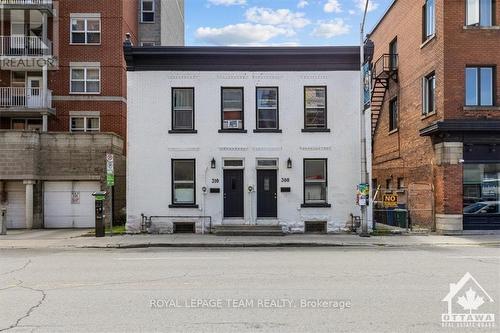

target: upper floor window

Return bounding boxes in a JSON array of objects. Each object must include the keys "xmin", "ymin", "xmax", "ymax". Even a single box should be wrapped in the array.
[
  {"xmin": 171, "ymin": 88, "xmax": 195, "ymax": 131},
  {"xmin": 70, "ymin": 116, "xmax": 100, "ymax": 132},
  {"xmin": 256, "ymin": 87, "xmax": 279, "ymax": 131},
  {"xmin": 423, "ymin": 72, "xmax": 436, "ymax": 115},
  {"xmin": 71, "ymin": 17, "xmax": 101, "ymax": 44},
  {"xmin": 221, "ymin": 87, "xmax": 244, "ymax": 131},
  {"xmin": 70, "ymin": 67, "xmax": 100, "ymax": 94},
  {"xmin": 304, "ymin": 86, "xmax": 327, "ymax": 130},
  {"xmin": 423, "ymin": 0, "xmax": 435, "ymax": 40},
  {"xmin": 389, "ymin": 98, "xmax": 398, "ymax": 132},
  {"xmin": 466, "ymin": 67, "xmax": 494, "ymax": 106},
  {"xmin": 141, "ymin": 0, "xmax": 155, "ymax": 23},
  {"xmin": 466, "ymin": 0, "xmax": 493, "ymax": 26}
]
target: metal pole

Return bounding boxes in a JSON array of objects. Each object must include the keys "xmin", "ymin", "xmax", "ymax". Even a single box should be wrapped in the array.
[
  {"xmin": 359, "ymin": 0, "xmax": 370, "ymax": 237},
  {"xmin": 110, "ymin": 185, "xmax": 114, "ymax": 237}
]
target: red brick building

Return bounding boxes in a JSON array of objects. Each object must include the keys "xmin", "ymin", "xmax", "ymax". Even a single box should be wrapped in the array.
[
  {"xmin": 0, "ymin": 1, "xmax": 182, "ymax": 230},
  {"xmin": 369, "ymin": 0, "xmax": 500, "ymax": 232}
]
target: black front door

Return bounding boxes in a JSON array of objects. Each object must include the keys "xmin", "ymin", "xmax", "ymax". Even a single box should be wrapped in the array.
[
  {"xmin": 257, "ymin": 170, "xmax": 277, "ymax": 218},
  {"xmin": 223, "ymin": 169, "xmax": 244, "ymax": 218}
]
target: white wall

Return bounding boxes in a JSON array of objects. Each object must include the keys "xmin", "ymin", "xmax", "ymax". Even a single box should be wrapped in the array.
[{"xmin": 127, "ymin": 71, "xmax": 361, "ymax": 233}]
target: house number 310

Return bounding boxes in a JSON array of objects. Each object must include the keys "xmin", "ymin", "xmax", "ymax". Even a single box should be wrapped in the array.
[{"xmin": 281, "ymin": 178, "xmax": 290, "ymax": 183}]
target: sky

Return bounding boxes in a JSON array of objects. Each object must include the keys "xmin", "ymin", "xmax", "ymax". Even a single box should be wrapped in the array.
[{"xmin": 185, "ymin": 0, "xmax": 393, "ymax": 46}]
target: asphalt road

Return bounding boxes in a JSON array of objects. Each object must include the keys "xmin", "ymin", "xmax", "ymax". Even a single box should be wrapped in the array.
[{"xmin": 0, "ymin": 246, "xmax": 499, "ymax": 333}]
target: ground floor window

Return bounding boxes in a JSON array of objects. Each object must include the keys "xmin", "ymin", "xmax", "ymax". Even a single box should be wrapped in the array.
[
  {"xmin": 172, "ymin": 159, "xmax": 196, "ymax": 205},
  {"xmin": 70, "ymin": 116, "xmax": 100, "ymax": 132},
  {"xmin": 11, "ymin": 118, "xmax": 42, "ymax": 130},
  {"xmin": 303, "ymin": 159, "xmax": 327, "ymax": 204},
  {"xmin": 463, "ymin": 163, "xmax": 500, "ymax": 215}
]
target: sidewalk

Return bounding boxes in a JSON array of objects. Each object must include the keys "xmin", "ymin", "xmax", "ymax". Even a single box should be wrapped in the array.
[{"xmin": 0, "ymin": 229, "xmax": 499, "ymax": 249}]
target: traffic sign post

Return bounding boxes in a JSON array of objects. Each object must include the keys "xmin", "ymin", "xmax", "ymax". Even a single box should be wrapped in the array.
[{"xmin": 106, "ymin": 153, "xmax": 114, "ymax": 237}]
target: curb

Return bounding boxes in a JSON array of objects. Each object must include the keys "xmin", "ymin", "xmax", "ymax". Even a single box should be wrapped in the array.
[{"xmin": 75, "ymin": 242, "xmax": 500, "ymax": 249}]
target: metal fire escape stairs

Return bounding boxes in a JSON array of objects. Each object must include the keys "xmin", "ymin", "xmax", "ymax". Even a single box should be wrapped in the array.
[{"xmin": 370, "ymin": 54, "xmax": 398, "ymax": 137}]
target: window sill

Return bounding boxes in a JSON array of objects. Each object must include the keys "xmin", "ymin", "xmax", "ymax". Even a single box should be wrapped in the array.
[
  {"xmin": 253, "ymin": 129, "xmax": 282, "ymax": 133},
  {"xmin": 463, "ymin": 25, "xmax": 500, "ymax": 30},
  {"xmin": 69, "ymin": 43, "xmax": 101, "ymax": 46},
  {"xmin": 168, "ymin": 130, "xmax": 198, "ymax": 134},
  {"xmin": 463, "ymin": 106, "xmax": 500, "ymax": 111},
  {"xmin": 301, "ymin": 203, "xmax": 332, "ymax": 208},
  {"xmin": 388, "ymin": 129, "xmax": 399, "ymax": 135},
  {"xmin": 301, "ymin": 128, "xmax": 331, "ymax": 133},
  {"xmin": 69, "ymin": 92, "xmax": 101, "ymax": 95},
  {"xmin": 420, "ymin": 34, "xmax": 436, "ymax": 49},
  {"xmin": 218, "ymin": 129, "xmax": 247, "ymax": 133},
  {"xmin": 168, "ymin": 204, "xmax": 199, "ymax": 209},
  {"xmin": 421, "ymin": 111, "xmax": 437, "ymax": 120}
]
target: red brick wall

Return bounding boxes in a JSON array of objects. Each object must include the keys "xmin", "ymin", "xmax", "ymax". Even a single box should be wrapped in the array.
[
  {"xmin": 46, "ymin": 0, "xmax": 138, "ymax": 140},
  {"xmin": 370, "ymin": 0, "xmax": 499, "ymax": 225},
  {"xmin": 370, "ymin": 0, "xmax": 443, "ymax": 225},
  {"xmin": 443, "ymin": 1, "xmax": 500, "ymax": 120}
]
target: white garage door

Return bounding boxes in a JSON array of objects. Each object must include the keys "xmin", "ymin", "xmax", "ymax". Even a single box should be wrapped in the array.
[
  {"xmin": 44, "ymin": 181, "xmax": 100, "ymax": 228},
  {"xmin": 5, "ymin": 181, "xmax": 26, "ymax": 229}
]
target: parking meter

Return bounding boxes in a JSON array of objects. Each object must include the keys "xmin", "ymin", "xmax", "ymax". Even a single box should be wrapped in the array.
[
  {"xmin": 1, "ymin": 208, "xmax": 6, "ymax": 235},
  {"xmin": 92, "ymin": 191, "xmax": 107, "ymax": 237}
]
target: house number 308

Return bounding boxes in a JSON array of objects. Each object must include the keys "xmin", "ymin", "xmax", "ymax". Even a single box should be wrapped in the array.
[
  {"xmin": 212, "ymin": 179, "xmax": 220, "ymax": 183},
  {"xmin": 281, "ymin": 178, "xmax": 290, "ymax": 183}
]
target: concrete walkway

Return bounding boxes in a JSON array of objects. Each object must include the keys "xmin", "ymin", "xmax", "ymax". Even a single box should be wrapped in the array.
[{"xmin": 0, "ymin": 229, "xmax": 499, "ymax": 249}]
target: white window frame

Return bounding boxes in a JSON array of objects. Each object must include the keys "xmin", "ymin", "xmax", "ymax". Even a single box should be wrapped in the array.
[
  {"xmin": 466, "ymin": 0, "xmax": 493, "ymax": 26},
  {"xmin": 70, "ymin": 15, "xmax": 101, "ymax": 45},
  {"xmin": 70, "ymin": 66, "xmax": 101, "ymax": 94},
  {"xmin": 70, "ymin": 116, "xmax": 100, "ymax": 132},
  {"xmin": 422, "ymin": 72, "xmax": 436, "ymax": 116},
  {"xmin": 223, "ymin": 159, "xmax": 245, "ymax": 169},
  {"xmin": 141, "ymin": 0, "xmax": 155, "ymax": 23}
]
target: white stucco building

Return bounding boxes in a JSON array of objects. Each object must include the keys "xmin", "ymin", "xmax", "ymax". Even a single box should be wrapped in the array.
[{"xmin": 124, "ymin": 45, "xmax": 362, "ymax": 234}]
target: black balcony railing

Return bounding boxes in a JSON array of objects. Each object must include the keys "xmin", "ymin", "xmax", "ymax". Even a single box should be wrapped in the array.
[{"xmin": 372, "ymin": 53, "xmax": 398, "ymax": 80}]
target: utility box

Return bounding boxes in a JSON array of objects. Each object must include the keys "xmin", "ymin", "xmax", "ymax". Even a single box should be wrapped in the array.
[{"xmin": 92, "ymin": 191, "xmax": 107, "ymax": 237}]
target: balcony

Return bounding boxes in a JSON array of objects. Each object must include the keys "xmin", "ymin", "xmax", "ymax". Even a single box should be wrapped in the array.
[
  {"xmin": 0, "ymin": 0, "xmax": 53, "ymax": 14},
  {"xmin": 0, "ymin": 87, "xmax": 53, "ymax": 114},
  {"xmin": 372, "ymin": 53, "xmax": 398, "ymax": 80},
  {"xmin": 0, "ymin": 36, "xmax": 52, "ymax": 57}
]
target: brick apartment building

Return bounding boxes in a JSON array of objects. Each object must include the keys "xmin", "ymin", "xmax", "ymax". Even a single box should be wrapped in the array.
[
  {"xmin": 0, "ymin": 0, "xmax": 184, "ymax": 229},
  {"xmin": 369, "ymin": 0, "xmax": 500, "ymax": 232}
]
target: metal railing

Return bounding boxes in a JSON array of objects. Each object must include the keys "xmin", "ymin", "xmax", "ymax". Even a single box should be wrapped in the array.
[
  {"xmin": 0, "ymin": 0, "xmax": 52, "ymax": 5},
  {"xmin": 372, "ymin": 53, "xmax": 398, "ymax": 79},
  {"xmin": 0, "ymin": 87, "xmax": 52, "ymax": 109},
  {"xmin": 0, "ymin": 36, "xmax": 52, "ymax": 56}
]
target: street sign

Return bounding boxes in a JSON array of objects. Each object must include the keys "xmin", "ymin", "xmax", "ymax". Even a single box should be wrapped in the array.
[
  {"xmin": 106, "ymin": 153, "xmax": 114, "ymax": 187},
  {"xmin": 383, "ymin": 193, "xmax": 398, "ymax": 208},
  {"xmin": 357, "ymin": 183, "xmax": 370, "ymax": 206}
]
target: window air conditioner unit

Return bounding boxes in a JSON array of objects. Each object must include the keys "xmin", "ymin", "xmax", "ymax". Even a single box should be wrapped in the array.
[{"xmin": 225, "ymin": 120, "xmax": 241, "ymax": 129}]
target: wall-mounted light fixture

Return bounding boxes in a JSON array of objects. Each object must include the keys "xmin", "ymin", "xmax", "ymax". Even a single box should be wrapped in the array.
[
  {"xmin": 287, "ymin": 158, "xmax": 292, "ymax": 169},
  {"xmin": 211, "ymin": 158, "xmax": 216, "ymax": 169}
]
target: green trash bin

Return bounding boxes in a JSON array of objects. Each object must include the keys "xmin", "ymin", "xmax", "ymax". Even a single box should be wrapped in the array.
[{"xmin": 394, "ymin": 209, "xmax": 408, "ymax": 229}]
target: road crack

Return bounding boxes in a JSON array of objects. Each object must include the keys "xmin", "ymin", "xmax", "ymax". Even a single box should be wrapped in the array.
[
  {"xmin": 1, "ymin": 260, "xmax": 31, "ymax": 276},
  {"xmin": 0, "ymin": 281, "xmax": 47, "ymax": 332}
]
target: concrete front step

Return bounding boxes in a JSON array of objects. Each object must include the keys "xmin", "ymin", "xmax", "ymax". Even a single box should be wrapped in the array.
[{"xmin": 214, "ymin": 225, "xmax": 284, "ymax": 236}]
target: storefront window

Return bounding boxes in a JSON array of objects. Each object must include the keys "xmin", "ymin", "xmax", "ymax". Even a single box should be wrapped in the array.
[{"xmin": 463, "ymin": 163, "xmax": 500, "ymax": 215}]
